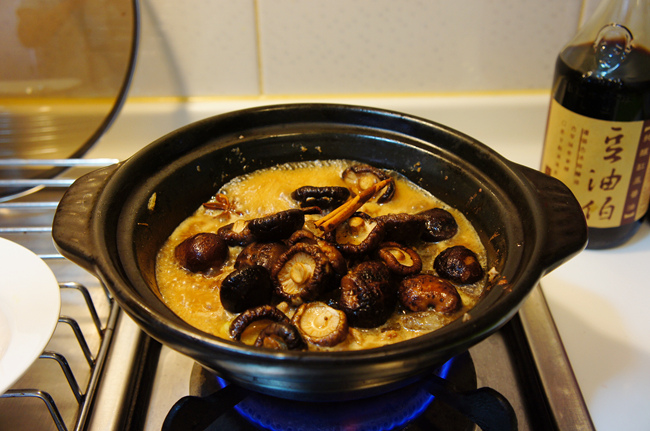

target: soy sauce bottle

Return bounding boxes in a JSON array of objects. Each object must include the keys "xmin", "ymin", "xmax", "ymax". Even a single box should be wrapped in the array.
[{"xmin": 540, "ymin": 0, "xmax": 650, "ymax": 249}]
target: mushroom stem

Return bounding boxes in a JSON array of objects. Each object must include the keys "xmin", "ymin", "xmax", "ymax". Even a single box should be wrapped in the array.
[
  {"xmin": 315, "ymin": 178, "xmax": 391, "ymax": 233},
  {"xmin": 290, "ymin": 263, "xmax": 311, "ymax": 284},
  {"xmin": 291, "ymin": 302, "xmax": 349, "ymax": 347}
]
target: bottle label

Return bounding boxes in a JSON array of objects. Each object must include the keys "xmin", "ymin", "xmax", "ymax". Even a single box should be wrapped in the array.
[{"xmin": 541, "ymin": 99, "xmax": 650, "ymax": 228}]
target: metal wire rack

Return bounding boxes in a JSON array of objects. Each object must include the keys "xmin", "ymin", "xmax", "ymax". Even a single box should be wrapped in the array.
[{"xmin": 0, "ymin": 159, "xmax": 120, "ymax": 431}]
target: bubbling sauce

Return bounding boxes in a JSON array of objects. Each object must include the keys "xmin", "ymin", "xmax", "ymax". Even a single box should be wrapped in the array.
[{"xmin": 155, "ymin": 160, "xmax": 488, "ymax": 351}]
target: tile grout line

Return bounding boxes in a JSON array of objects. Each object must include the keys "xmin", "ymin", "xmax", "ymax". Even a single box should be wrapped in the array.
[{"xmin": 254, "ymin": 0, "xmax": 265, "ymax": 96}]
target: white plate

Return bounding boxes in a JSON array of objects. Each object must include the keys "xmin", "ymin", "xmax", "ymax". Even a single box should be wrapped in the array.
[{"xmin": 0, "ymin": 238, "xmax": 60, "ymax": 394}]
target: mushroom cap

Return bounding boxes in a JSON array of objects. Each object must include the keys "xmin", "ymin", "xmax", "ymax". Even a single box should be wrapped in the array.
[
  {"xmin": 292, "ymin": 302, "xmax": 349, "ymax": 347},
  {"xmin": 338, "ymin": 261, "xmax": 396, "ymax": 328},
  {"xmin": 418, "ymin": 208, "xmax": 458, "ymax": 242},
  {"xmin": 220, "ymin": 265, "xmax": 274, "ymax": 313},
  {"xmin": 291, "ymin": 185, "xmax": 351, "ymax": 210},
  {"xmin": 376, "ymin": 241, "xmax": 422, "ymax": 276},
  {"xmin": 398, "ymin": 273, "xmax": 462, "ymax": 313},
  {"xmin": 174, "ymin": 232, "xmax": 228, "ymax": 274},
  {"xmin": 341, "ymin": 164, "xmax": 395, "ymax": 203},
  {"xmin": 376, "ymin": 213, "xmax": 426, "ymax": 244},
  {"xmin": 434, "ymin": 245, "xmax": 484, "ymax": 284},
  {"xmin": 272, "ymin": 243, "xmax": 334, "ymax": 305},
  {"xmin": 235, "ymin": 241, "xmax": 288, "ymax": 272},
  {"xmin": 217, "ymin": 219, "xmax": 255, "ymax": 246},
  {"xmin": 329, "ymin": 212, "xmax": 385, "ymax": 257},
  {"xmin": 229, "ymin": 305, "xmax": 290, "ymax": 341},
  {"xmin": 254, "ymin": 322, "xmax": 305, "ymax": 350},
  {"xmin": 248, "ymin": 209, "xmax": 306, "ymax": 242}
]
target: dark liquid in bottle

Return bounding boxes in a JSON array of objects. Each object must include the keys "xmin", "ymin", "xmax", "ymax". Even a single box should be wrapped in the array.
[{"xmin": 551, "ymin": 43, "xmax": 650, "ymax": 249}]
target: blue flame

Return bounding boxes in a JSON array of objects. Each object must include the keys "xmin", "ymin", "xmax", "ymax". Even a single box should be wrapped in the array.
[{"xmin": 216, "ymin": 356, "xmax": 456, "ymax": 431}]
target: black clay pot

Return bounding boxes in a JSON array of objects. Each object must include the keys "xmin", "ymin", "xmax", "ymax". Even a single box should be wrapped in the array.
[{"xmin": 52, "ymin": 103, "xmax": 587, "ymax": 401}]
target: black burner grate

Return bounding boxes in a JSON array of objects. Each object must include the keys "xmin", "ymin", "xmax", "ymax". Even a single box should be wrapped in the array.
[{"xmin": 182, "ymin": 351, "xmax": 499, "ymax": 431}]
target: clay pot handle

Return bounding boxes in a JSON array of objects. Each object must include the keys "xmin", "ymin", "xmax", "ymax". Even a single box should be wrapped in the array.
[
  {"xmin": 517, "ymin": 164, "xmax": 588, "ymax": 274},
  {"xmin": 52, "ymin": 163, "xmax": 121, "ymax": 274}
]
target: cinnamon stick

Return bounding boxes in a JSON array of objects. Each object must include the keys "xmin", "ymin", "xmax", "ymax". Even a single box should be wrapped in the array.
[{"xmin": 314, "ymin": 178, "xmax": 391, "ymax": 233}]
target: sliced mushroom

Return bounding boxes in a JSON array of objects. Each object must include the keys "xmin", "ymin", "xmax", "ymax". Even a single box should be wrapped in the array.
[
  {"xmin": 376, "ymin": 242, "xmax": 422, "ymax": 276},
  {"xmin": 235, "ymin": 241, "xmax": 288, "ymax": 272},
  {"xmin": 376, "ymin": 213, "xmax": 426, "ymax": 243},
  {"xmin": 220, "ymin": 265, "xmax": 274, "ymax": 313},
  {"xmin": 434, "ymin": 245, "xmax": 484, "ymax": 284},
  {"xmin": 328, "ymin": 212, "xmax": 385, "ymax": 257},
  {"xmin": 291, "ymin": 302, "xmax": 348, "ymax": 347},
  {"xmin": 398, "ymin": 273, "xmax": 462, "ymax": 313},
  {"xmin": 254, "ymin": 322, "xmax": 305, "ymax": 350},
  {"xmin": 217, "ymin": 219, "xmax": 255, "ymax": 246},
  {"xmin": 418, "ymin": 208, "xmax": 458, "ymax": 242},
  {"xmin": 248, "ymin": 209, "xmax": 306, "ymax": 242},
  {"xmin": 342, "ymin": 164, "xmax": 395, "ymax": 203},
  {"xmin": 272, "ymin": 243, "xmax": 334, "ymax": 305},
  {"xmin": 174, "ymin": 232, "xmax": 228, "ymax": 274},
  {"xmin": 291, "ymin": 186, "xmax": 351, "ymax": 210},
  {"xmin": 338, "ymin": 261, "xmax": 395, "ymax": 328},
  {"xmin": 229, "ymin": 305, "xmax": 290, "ymax": 341}
]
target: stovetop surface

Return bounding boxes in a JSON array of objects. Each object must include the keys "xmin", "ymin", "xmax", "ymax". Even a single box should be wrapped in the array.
[{"xmin": 143, "ymin": 312, "xmax": 569, "ymax": 431}]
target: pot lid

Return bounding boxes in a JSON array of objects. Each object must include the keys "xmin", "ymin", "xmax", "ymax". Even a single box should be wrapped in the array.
[{"xmin": 0, "ymin": 0, "xmax": 139, "ymax": 198}]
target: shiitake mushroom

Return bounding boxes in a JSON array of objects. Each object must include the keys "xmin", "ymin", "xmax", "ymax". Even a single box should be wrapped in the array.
[
  {"xmin": 315, "ymin": 239, "xmax": 348, "ymax": 276},
  {"xmin": 398, "ymin": 273, "xmax": 461, "ymax": 313},
  {"xmin": 291, "ymin": 301, "xmax": 348, "ymax": 347},
  {"xmin": 254, "ymin": 322, "xmax": 305, "ymax": 350},
  {"xmin": 342, "ymin": 164, "xmax": 395, "ymax": 203},
  {"xmin": 337, "ymin": 261, "xmax": 396, "ymax": 328},
  {"xmin": 220, "ymin": 207, "xmax": 320, "ymax": 246},
  {"xmin": 235, "ymin": 241, "xmax": 288, "ymax": 272},
  {"xmin": 220, "ymin": 265, "xmax": 274, "ymax": 313},
  {"xmin": 285, "ymin": 229, "xmax": 318, "ymax": 246},
  {"xmin": 286, "ymin": 230, "xmax": 348, "ymax": 276},
  {"xmin": 418, "ymin": 208, "xmax": 458, "ymax": 242},
  {"xmin": 248, "ymin": 208, "xmax": 306, "ymax": 242},
  {"xmin": 174, "ymin": 232, "xmax": 228, "ymax": 274},
  {"xmin": 217, "ymin": 219, "xmax": 255, "ymax": 246},
  {"xmin": 291, "ymin": 186, "xmax": 351, "ymax": 210},
  {"xmin": 434, "ymin": 245, "xmax": 484, "ymax": 284},
  {"xmin": 328, "ymin": 212, "xmax": 385, "ymax": 257},
  {"xmin": 376, "ymin": 213, "xmax": 426, "ymax": 243},
  {"xmin": 375, "ymin": 242, "xmax": 422, "ymax": 276},
  {"xmin": 271, "ymin": 243, "xmax": 335, "ymax": 305},
  {"xmin": 229, "ymin": 305, "xmax": 290, "ymax": 341}
]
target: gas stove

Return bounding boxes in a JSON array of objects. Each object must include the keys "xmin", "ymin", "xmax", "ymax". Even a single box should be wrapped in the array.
[
  {"xmin": 154, "ymin": 302, "xmax": 588, "ymax": 431},
  {"xmin": 2, "ymin": 94, "xmax": 641, "ymax": 431}
]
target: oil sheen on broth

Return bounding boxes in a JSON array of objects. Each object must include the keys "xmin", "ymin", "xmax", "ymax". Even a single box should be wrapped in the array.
[{"xmin": 155, "ymin": 160, "xmax": 487, "ymax": 351}]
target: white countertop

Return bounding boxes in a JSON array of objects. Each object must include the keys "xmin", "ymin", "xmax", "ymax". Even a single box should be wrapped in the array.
[{"xmin": 91, "ymin": 93, "xmax": 650, "ymax": 431}]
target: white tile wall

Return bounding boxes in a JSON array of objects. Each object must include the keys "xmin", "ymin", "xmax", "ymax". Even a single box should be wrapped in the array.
[
  {"xmin": 131, "ymin": 0, "xmax": 259, "ymax": 97},
  {"xmin": 128, "ymin": 0, "xmax": 595, "ymax": 98}
]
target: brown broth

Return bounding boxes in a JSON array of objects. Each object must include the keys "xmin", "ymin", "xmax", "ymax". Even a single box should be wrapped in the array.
[{"xmin": 155, "ymin": 160, "xmax": 488, "ymax": 351}]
